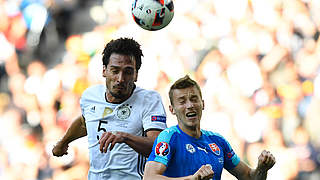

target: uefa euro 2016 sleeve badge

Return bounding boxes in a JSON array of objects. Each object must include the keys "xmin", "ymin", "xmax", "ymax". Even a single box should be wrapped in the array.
[{"xmin": 155, "ymin": 142, "xmax": 170, "ymax": 156}]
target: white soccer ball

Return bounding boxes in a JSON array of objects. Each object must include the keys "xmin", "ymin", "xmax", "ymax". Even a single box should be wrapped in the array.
[{"xmin": 131, "ymin": 0, "xmax": 174, "ymax": 31}]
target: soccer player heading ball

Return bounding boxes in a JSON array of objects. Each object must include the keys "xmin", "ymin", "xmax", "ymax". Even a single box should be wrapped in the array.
[
  {"xmin": 52, "ymin": 38, "xmax": 167, "ymax": 179},
  {"xmin": 144, "ymin": 75, "xmax": 276, "ymax": 180},
  {"xmin": 132, "ymin": 0, "xmax": 174, "ymax": 31}
]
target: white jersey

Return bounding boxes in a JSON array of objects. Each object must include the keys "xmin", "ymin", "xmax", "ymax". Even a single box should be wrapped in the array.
[{"xmin": 80, "ymin": 84, "xmax": 167, "ymax": 180}]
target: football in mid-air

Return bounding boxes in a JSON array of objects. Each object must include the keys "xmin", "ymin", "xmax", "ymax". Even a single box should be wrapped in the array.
[{"xmin": 131, "ymin": 0, "xmax": 174, "ymax": 31}]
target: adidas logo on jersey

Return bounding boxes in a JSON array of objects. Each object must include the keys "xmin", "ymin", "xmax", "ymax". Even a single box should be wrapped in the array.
[{"xmin": 90, "ymin": 106, "xmax": 95, "ymax": 112}]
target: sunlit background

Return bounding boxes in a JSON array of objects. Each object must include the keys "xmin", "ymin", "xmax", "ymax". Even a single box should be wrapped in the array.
[{"xmin": 1, "ymin": 0, "xmax": 320, "ymax": 179}]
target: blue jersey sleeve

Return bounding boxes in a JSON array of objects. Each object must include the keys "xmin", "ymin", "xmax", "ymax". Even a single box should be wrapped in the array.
[
  {"xmin": 147, "ymin": 128, "xmax": 176, "ymax": 167},
  {"xmin": 220, "ymin": 136, "xmax": 240, "ymax": 170}
]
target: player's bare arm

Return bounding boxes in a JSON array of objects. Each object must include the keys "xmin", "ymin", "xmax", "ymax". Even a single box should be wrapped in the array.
[
  {"xmin": 52, "ymin": 115, "xmax": 87, "ymax": 156},
  {"xmin": 99, "ymin": 129, "xmax": 161, "ymax": 157},
  {"xmin": 143, "ymin": 161, "xmax": 214, "ymax": 180},
  {"xmin": 229, "ymin": 150, "xmax": 276, "ymax": 180}
]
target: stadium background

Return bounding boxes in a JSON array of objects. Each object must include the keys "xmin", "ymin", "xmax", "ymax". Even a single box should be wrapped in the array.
[{"xmin": 1, "ymin": 0, "xmax": 320, "ymax": 179}]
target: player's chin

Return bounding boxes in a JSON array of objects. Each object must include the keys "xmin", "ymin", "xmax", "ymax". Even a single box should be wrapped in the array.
[
  {"xmin": 185, "ymin": 119, "xmax": 199, "ymax": 127},
  {"xmin": 190, "ymin": 121, "xmax": 200, "ymax": 128},
  {"xmin": 186, "ymin": 117, "xmax": 199, "ymax": 123}
]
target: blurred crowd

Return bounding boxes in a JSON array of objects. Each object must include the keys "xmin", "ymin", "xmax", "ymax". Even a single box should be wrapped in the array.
[{"xmin": 1, "ymin": 0, "xmax": 320, "ymax": 179}]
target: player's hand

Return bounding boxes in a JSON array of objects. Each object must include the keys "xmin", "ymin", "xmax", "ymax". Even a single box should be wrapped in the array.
[
  {"xmin": 191, "ymin": 164, "xmax": 214, "ymax": 180},
  {"xmin": 99, "ymin": 131, "xmax": 126, "ymax": 153},
  {"xmin": 52, "ymin": 141, "xmax": 69, "ymax": 157},
  {"xmin": 257, "ymin": 150, "xmax": 276, "ymax": 172}
]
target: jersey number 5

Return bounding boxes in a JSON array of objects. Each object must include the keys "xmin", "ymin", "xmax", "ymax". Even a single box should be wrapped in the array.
[{"xmin": 97, "ymin": 120, "xmax": 108, "ymax": 140}]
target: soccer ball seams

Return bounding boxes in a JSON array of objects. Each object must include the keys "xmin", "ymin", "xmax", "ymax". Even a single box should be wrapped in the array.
[
  {"xmin": 131, "ymin": 0, "xmax": 174, "ymax": 31},
  {"xmin": 165, "ymin": 1, "xmax": 174, "ymax": 12}
]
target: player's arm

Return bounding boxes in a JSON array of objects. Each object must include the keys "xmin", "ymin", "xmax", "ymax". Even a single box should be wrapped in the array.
[
  {"xmin": 228, "ymin": 150, "xmax": 276, "ymax": 180},
  {"xmin": 143, "ymin": 161, "xmax": 213, "ymax": 180},
  {"xmin": 123, "ymin": 129, "xmax": 161, "ymax": 156},
  {"xmin": 52, "ymin": 115, "xmax": 87, "ymax": 156},
  {"xmin": 99, "ymin": 129, "xmax": 161, "ymax": 157}
]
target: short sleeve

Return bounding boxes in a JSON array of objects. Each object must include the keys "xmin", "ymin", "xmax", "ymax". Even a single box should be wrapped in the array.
[
  {"xmin": 147, "ymin": 128, "xmax": 175, "ymax": 167},
  {"xmin": 79, "ymin": 85, "xmax": 98, "ymax": 117},
  {"xmin": 141, "ymin": 91, "xmax": 167, "ymax": 131},
  {"xmin": 221, "ymin": 137, "xmax": 240, "ymax": 170},
  {"xmin": 80, "ymin": 93, "xmax": 87, "ymax": 116}
]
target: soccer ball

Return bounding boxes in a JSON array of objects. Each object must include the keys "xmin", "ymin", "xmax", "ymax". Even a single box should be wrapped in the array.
[{"xmin": 131, "ymin": 0, "xmax": 174, "ymax": 31}]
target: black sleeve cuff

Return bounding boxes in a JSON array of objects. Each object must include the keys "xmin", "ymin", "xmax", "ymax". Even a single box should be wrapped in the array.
[{"xmin": 145, "ymin": 128, "xmax": 164, "ymax": 133}]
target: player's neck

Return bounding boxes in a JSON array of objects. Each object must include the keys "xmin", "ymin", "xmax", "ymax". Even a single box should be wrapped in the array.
[
  {"xmin": 179, "ymin": 124, "xmax": 201, "ymax": 139},
  {"xmin": 105, "ymin": 94, "xmax": 128, "ymax": 104}
]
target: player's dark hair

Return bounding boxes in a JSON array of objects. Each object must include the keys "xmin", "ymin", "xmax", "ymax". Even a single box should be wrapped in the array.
[
  {"xmin": 102, "ymin": 38, "xmax": 143, "ymax": 72},
  {"xmin": 169, "ymin": 75, "xmax": 202, "ymax": 105}
]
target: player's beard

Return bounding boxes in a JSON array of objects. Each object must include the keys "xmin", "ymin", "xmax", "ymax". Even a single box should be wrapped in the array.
[
  {"xmin": 110, "ymin": 82, "xmax": 136, "ymax": 100},
  {"xmin": 109, "ymin": 90, "xmax": 124, "ymax": 99}
]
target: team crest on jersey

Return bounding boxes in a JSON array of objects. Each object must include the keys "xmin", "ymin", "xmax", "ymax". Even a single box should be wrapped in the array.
[
  {"xmin": 186, "ymin": 144, "xmax": 196, "ymax": 154},
  {"xmin": 116, "ymin": 104, "xmax": 132, "ymax": 120},
  {"xmin": 209, "ymin": 143, "xmax": 220, "ymax": 156},
  {"xmin": 155, "ymin": 142, "xmax": 170, "ymax": 156}
]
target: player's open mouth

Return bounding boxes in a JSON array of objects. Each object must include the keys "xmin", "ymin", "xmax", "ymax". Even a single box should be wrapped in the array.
[{"xmin": 186, "ymin": 112, "xmax": 197, "ymax": 117}]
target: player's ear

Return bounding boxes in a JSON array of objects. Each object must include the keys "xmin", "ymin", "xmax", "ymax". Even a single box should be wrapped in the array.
[
  {"xmin": 134, "ymin": 71, "xmax": 138, "ymax": 82},
  {"xmin": 169, "ymin": 105, "xmax": 175, "ymax": 115},
  {"xmin": 202, "ymin": 100, "xmax": 204, "ymax": 110},
  {"xmin": 102, "ymin": 65, "xmax": 107, "ymax": 77}
]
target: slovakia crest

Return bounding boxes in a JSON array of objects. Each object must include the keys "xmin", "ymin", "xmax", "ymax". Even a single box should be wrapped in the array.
[
  {"xmin": 209, "ymin": 143, "xmax": 220, "ymax": 156},
  {"xmin": 155, "ymin": 142, "xmax": 170, "ymax": 157}
]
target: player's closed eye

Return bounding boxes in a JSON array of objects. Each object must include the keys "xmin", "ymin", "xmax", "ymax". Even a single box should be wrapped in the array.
[
  {"xmin": 178, "ymin": 101, "xmax": 185, "ymax": 104},
  {"xmin": 177, "ymin": 98, "xmax": 185, "ymax": 104}
]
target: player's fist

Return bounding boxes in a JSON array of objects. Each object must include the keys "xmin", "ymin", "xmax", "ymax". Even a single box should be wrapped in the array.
[
  {"xmin": 99, "ymin": 131, "xmax": 126, "ymax": 153},
  {"xmin": 257, "ymin": 150, "xmax": 276, "ymax": 172},
  {"xmin": 191, "ymin": 164, "xmax": 214, "ymax": 180},
  {"xmin": 52, "ymin": 142, "xmax": 69, "ymax": 157}
]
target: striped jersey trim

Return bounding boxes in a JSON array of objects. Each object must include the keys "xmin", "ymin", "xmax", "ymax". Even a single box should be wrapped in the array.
[{"xmin": 137, "ymin": 129, "xmax": 147, "ymax": 179}]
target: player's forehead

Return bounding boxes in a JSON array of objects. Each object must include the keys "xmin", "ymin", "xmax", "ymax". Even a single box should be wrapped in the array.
[
  {"xmin": 108, "ymin": 53, "xmax": 136, "ymax": 68},
  {"xmin": 172, "ymin": 86, "xmax": 200, "ymax": 99}
]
